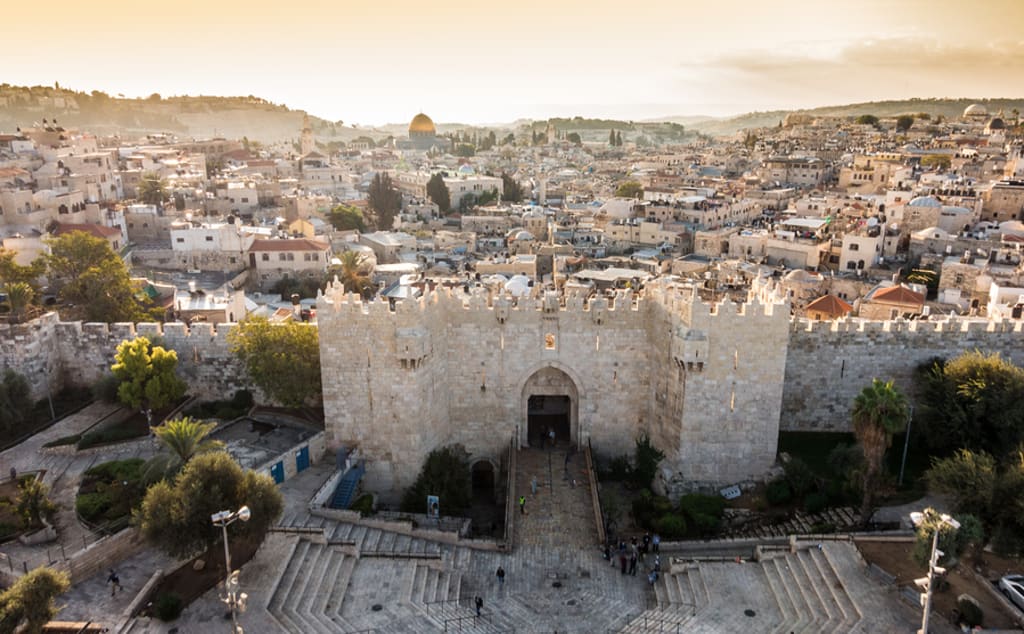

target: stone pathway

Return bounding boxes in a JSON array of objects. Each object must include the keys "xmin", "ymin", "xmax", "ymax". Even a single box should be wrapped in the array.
[{"xmin": 514, "ymin": 446, "xmax": 597, "ymax": 549}]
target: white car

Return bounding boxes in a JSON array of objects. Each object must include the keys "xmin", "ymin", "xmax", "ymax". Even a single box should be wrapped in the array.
[{"xmin": 999, "ymin": 575, "xmax": 1024, "ymax": 612}]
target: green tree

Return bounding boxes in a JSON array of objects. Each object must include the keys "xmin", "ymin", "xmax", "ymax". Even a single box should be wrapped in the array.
[
  {"xmin": 111, "ymin": 336, "xmax": 187, "ymax": 427},
  {"xmin": 910, "ymin": 508, "xmax": 983, "ymax": 568},
  {"xmin": 501, "ymin": 173, "xmax": 523, "ymax": 203},
  {"xmin": 45, "ymin": 231, "xmax": 145, "ymax": 322},
  {"xmin": 0, "ymin": 249, "xmax": 45, "ymax": 290},
  {"xmin": 328, "ymin": 250, "xmax": 373, "ymax": 298},
  {"xmin": 138, "ymin": 452, "xmax": 283, "ymax": 559},
  {"xmin": 367, "ymin": 172, "xmax": 400, "ymax": 231},
  {"xmin": 400, "ymin": 445, "xmax": 472, "ymax": 515},
  {"xmin": 327, "ymin": 203, "xmax": 366, "ymax": 232},
  {"xmin": 920, "ymin": 155, "xmax": 952, "ymax": 170},
  {"xmin": 454, "ymin": 144, "xmax": 475, "ymax": 158},
  {"xmin": 915, "ymin": 352, "xmax": 1024, "ymax": 457},
  {"xmin": 0, "ymin": 370, "xmax": 33, "ymax": 438},
  {"xmin": 145, "ymin": 417, "xmax": 224, "ymax": 482},
  {"xmin": 566, "ymin": 132, "xmax": 582, "ymax": 145},
  {"xmin": 630, "ymin": 432, "xmax": 665, "ymax": 490},
  {"xmin": 926, "ymin": 449, "xmax": 996, "ymax": 518},
  {"xmin": 855, "ymin": 114, "xmax": 879, "ymax": 126},
  {"xmin": 615, "ymin": 181, "xmax": 644, "ymax": 199},
  {"xmin": 609, "ymin": 129, "xmax": 616, "ymax": 145},
  {"xmin": 138, "ymin": 171, "xmax": 168, "ymax": 205},
  {"xmin": 851, "ymin": 378, "xmax": 909, "ymax": 524},
  {"xmin": 426, "ymin": 173, "xmax": 451, "ymax": 213},
  {"xmin": 228, "ymin": 317, "xmax": 321, "ymax": 407},
  {"xmin": 15, "ymin": 478, "xmax": 55, "ymax": 529},
  {"xmin": 895, "ymin": 115, "xmax": 914, "ymax": 132},
  {"xmin": 0, "ymin": 567, "xmax": 70, "ymax": 634},
  {"xmin": 3, "ymin": 282, "xmax": 34, "ymax": 322},
  {"xmin": 616, "ymin": 131, "xmax": 623, "ymax": 146}
]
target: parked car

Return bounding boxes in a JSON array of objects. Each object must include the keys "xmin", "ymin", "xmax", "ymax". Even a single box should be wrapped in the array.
[{"xmin": 999, "ymin": 575, "xmax": 1024, "ymax": 612}]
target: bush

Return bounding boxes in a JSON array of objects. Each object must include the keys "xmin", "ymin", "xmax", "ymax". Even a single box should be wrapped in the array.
[
  {"xmin": 631, "ymin": 489, "xmax": 672, "ymax": 529},
  {"xmin": 679, "ymin": 494, "xmax": 725, "ymax": 536},
  {"xmin": 782, "ymin": 457, "xmax": 818, "ymax": 498},
  {"xmin": 77, "ymin": 425, "xmax": 147, "ymax": 450},
  {"xmin": 42, "ymin": 434, "xmax": 81, "ymax": 448},
  {"xmin": 957, "ymin": 595, "xmax": 983, "ymax": 627},
  {"xmin": 766, "ymin": 479, "xmax": 793, "ymax": 505},
  {"xmin": 399, "ymin": 445, "xmax": 472, "ymax": 515},
  {"xmin": 630, "ymin": 433, "xmax": 665, "ymax": 490},
  {"xmin": 654, "ymin": 513, "xmax": 687, "ymax": 541},
  {"xmin": 91, "ymin": 374, "xmax": 121, "ymax": 403},
  {"xmin": 155, "ymin": 593, "xmax": 183, "ymax": 621},
  {"xmin": 350, "ymin": 494, "xmax": 374, "ymax": 516},
  {"xmin": 85, "ymin": 458, "xmax": 145, "ymax": 482},
  {"xmin": 75, "ymin": 492, "xmax": 111, "ymax": 523},
  {"xmin": 803, "ymin": 492, "xmax": 828, "ymax": 515}
]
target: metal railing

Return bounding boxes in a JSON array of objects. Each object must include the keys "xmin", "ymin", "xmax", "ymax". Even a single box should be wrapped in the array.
[{"xmin": 585, "ymin": 439, "xmax": 605, "ymax": 546}]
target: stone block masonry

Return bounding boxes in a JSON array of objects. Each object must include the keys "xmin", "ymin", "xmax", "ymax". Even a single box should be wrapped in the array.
[{"xmin": 6, "ymin": 283, "xmax": 1024, "ymax": 501}]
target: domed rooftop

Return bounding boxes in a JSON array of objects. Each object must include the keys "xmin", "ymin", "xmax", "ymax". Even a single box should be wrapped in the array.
[
  {"xmin": 987, "ymin": 117, "xmax": 1006, "ymax": 130},
  {"xmin": 908, "ymin": 195, "xmax": 942, "ymax": 208},
  {"xmin": 409, "ymin": 113, "xmax": 436, "ymax": 136},
  {"xmin": 964, "ymin": 104, "xmax": 988, "ymax": 117}
]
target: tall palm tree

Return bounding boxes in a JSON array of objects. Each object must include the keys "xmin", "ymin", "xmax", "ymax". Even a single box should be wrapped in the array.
[
  {"xmin": 333, "ymin": 250, "xmax": 373, "ymax": 298},
  {"xmin": 137, "ymin": 172, "xmax": 167, "ymax": 205},
  {"xmin": 144, "ymin": 417, "xmax": 224, "ymax": 482},
  {"xmin": 852, "ymin": 378, "xmax": 909, "ymax": 525}
]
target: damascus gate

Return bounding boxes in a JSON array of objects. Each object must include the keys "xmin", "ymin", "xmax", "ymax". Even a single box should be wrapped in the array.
[{"xmin": 316, "ymin": 278, "xmax": 791, "ymax": 502}]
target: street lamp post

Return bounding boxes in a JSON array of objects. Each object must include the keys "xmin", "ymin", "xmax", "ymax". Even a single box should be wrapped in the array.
[
  {"xmin": 910, "ymin": 510, "xmax": 960, "ymax": 634},
  {"xmin": 211, "ymin": 506, "xmax": 251, "ymax": 633},
  {"xmin": 898, "ymin": 405, "xmax": 914, "ymax": 486}
]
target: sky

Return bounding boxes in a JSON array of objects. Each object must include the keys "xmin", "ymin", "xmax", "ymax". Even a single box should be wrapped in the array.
[{"xmin": 4, "ymin": 0, "xmax": 1024, "ymax": 125}]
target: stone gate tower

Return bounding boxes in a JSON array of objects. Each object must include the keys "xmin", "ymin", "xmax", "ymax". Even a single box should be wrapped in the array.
[{"xmin": 316, "ymin": 279, "xmax": 790, "ymax": 501}]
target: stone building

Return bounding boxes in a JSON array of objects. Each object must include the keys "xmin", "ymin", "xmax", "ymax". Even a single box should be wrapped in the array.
[{"xmin": 316, "ymin": 279, "xmax": 791, "ymax": 501}]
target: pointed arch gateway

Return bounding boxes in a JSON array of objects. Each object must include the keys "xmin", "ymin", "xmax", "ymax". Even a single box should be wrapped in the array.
[{"xmin": 519, "ymin": 364, "xmax": 581, "ymax": 449}]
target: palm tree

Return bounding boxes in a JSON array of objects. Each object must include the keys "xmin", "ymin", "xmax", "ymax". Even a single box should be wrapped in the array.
[
  {"xmin": 3, "ymin": 282, "xmax": 33, "ymax": 323},
  {"xmin": 144, "ymin": 417, "xmax": 224, "ymax": 482},
  {"xmin": 332, "ymin": 250, "xmax": 373, "ymax": 298},
  {"xmin": 852, "ymin": 379, "xmax": 909, "ymax": 525},
  {"xmin": 137, "ymin": 172, "xmax": 167, "ymax": 205}
]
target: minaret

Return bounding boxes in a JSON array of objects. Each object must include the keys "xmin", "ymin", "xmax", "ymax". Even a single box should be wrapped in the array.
[{"xmin": 300, "ymin": 114, "xmax": 315, "ymax": 156}]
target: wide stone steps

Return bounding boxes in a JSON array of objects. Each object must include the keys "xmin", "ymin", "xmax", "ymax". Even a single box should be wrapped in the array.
[
  {"xmin": 809, "ymin": 546, "xmax": 862, "ymax": 631},
  {"xmin": 764, "ymin": 556, "xmax": 804, "ymax": 634},
  {"xmin": 264, "ymin": 538, "xmax": 364, "ymax": 634}
]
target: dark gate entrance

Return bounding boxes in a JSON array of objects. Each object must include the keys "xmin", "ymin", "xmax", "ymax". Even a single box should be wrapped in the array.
[{"xmin": 527, "ymin": 395, "xmax": 571, "ymax": 447}]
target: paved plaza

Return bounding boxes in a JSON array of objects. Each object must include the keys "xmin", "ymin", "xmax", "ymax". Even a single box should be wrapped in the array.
[{"xmin": 118, "ymin": 448, "xmax": 931, "ymax": 633}]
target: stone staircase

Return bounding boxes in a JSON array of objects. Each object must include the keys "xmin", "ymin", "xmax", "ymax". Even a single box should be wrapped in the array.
[
  {"xmin": 724, "ymin": 506, "xmax": 859, "ymax": 539},
  {"xmin": 265, "ymin": 539, "xmax": 362, "ymax": 633}
]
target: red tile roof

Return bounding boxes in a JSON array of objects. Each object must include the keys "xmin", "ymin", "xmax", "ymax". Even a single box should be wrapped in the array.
[
  {"xmin": 249, "ymin": 238, "xmax": 329, "ymax": 252},
  {"xmin": 871, "ymin": 285, "xmax": 925, "ymax": 306},
  {"xmin": 805, "ymin": 294, "xmax": 853, "ymax": 318},
  {"xmin": 53, "ymin": 223, "xmax": 121, "ymax": 239}
]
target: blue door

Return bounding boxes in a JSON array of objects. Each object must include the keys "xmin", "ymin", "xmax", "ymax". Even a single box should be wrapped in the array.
[
  {"xmin": 270, "ymin": 461, "xmax": 285, "ymax": 484},
  {"xmin": 296, "ymin": 446, "xmax": 310, "ymax": 473}
]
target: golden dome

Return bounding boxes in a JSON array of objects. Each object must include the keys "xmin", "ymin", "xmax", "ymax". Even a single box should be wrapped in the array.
[{"xmin": 409, "ymin": 113, "xmax": 436, "ymax": 136}]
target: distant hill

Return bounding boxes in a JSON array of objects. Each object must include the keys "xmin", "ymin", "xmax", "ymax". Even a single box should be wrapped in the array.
[
  {"xmin": 2, "ymin": 85, "xmax": 1021, "ymax": 143},
  {"xmin": 681, "ymin": 98, "xmax": 1024, "ymax": 136}
]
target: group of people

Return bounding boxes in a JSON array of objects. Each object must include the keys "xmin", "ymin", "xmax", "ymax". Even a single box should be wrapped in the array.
[{"xmin": 603, "ymin": 533, "xmax": 661, "ymax": 584}]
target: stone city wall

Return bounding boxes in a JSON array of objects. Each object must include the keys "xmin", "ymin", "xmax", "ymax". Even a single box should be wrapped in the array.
[
  {"xmin": 0, "ymin": 313, "xmax": 250, "ymax": 402},
  {"xmin": 782, "ymin": 317, "xmax": 1024, "ymax": 431}
]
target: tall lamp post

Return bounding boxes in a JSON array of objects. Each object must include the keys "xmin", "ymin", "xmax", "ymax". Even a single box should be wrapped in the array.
[
  {"xmin": 211, "ymin": 506, "xmax": 251, "ymax": 633},
  {"xmin": 910, "ymin": 510, "xmax": 960, "ymax": 634}
]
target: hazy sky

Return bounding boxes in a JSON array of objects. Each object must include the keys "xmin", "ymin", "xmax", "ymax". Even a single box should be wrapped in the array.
[{"xmin": 5, "ymin": 0, "xmax": 1024, "ymax": 125}]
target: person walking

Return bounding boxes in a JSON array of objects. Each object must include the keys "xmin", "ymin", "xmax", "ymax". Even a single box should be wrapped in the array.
[
  {"xmin": 619, "ymin": 552, "xmax": 627, "ymax": 575},
  {"xmin": 652, "ymin": 533, "xmax": 660, "ymax": 553},
  {"xmin": 548, "ymin": 428, "xmax": 555, "ymax": 448},
  {"xmin": 496, "ymin": 566, "xmax": 505, "ymax": 585},
  {"xmin": 518, "ymin": 495, "xmax": 526, "ymax": 515},
  {"xmin": 475, "ymin": 596, "xmax": 483, "ymax": 617},
  {"xmin": 107, "ymin": 569, "xmax": 121, "ymax": 596},
  {"xmin": 629, "ymin": 552, "xmax": 638, "ymax": 576},
  {"xmin": 530, "ymin": 476, "xmax": 538, "ymax": 495}
]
